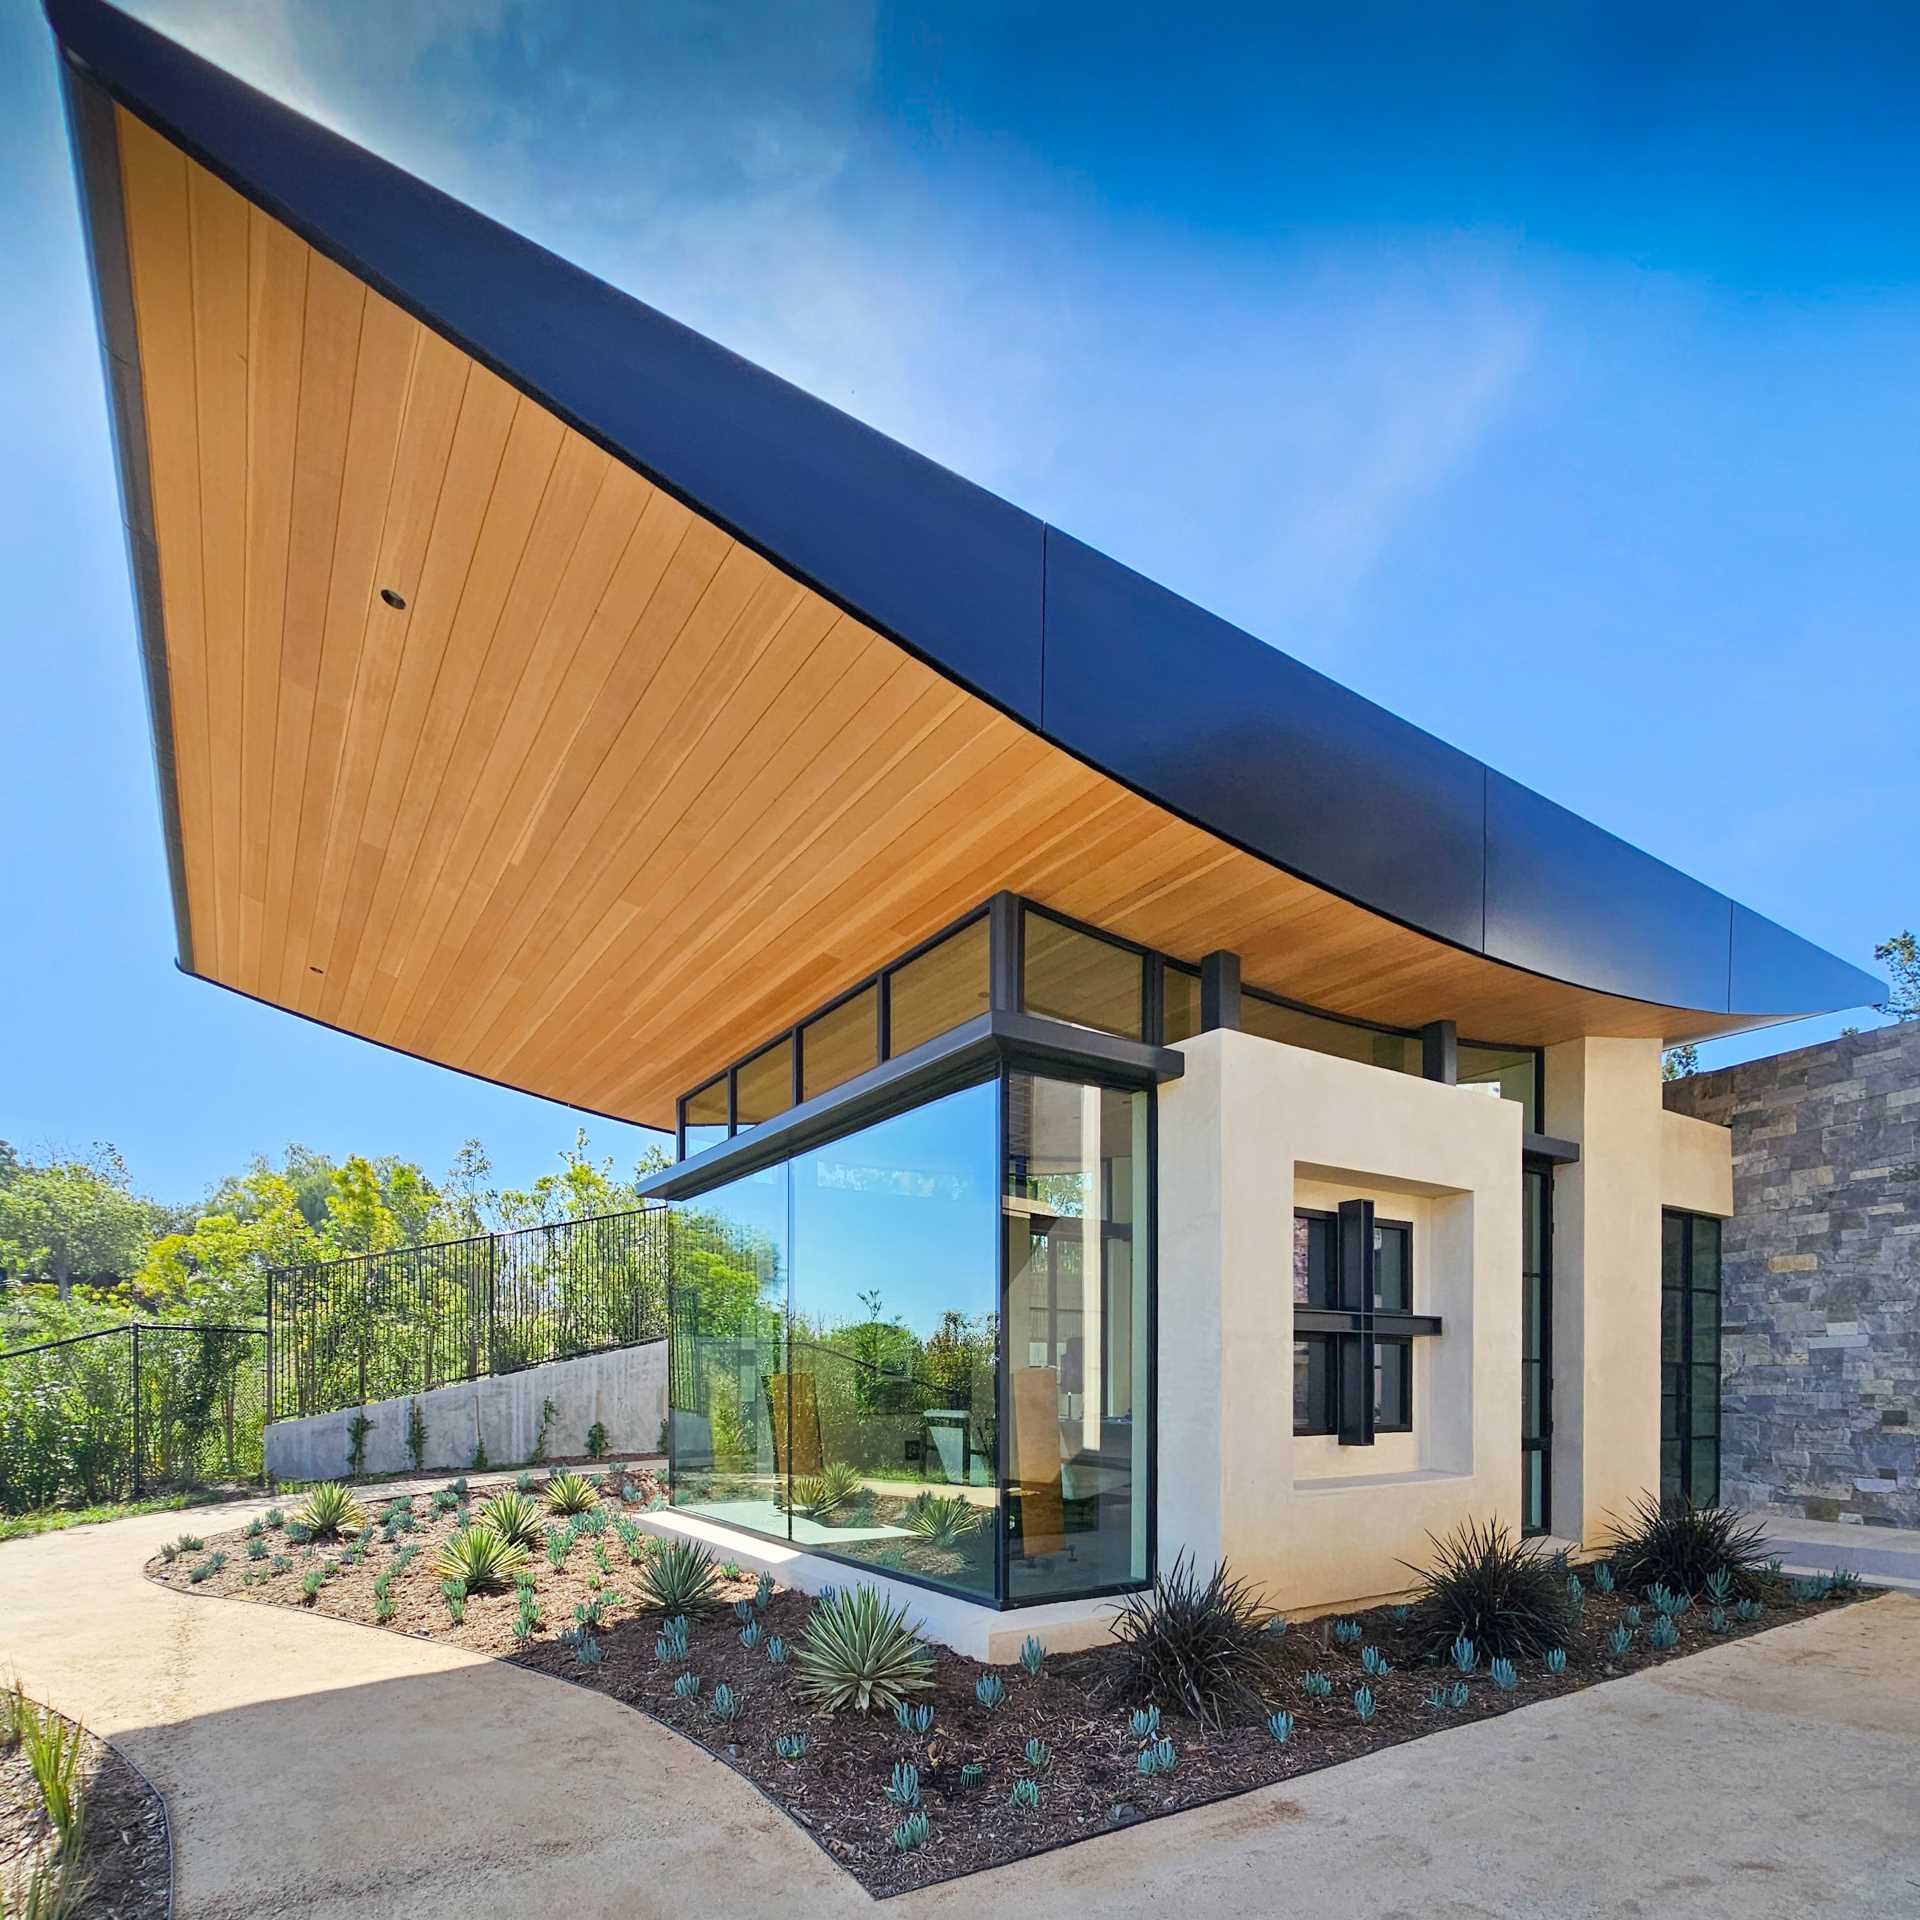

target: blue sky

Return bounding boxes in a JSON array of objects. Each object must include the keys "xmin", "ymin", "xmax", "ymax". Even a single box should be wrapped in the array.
[{"xmin": 2, "ymin": 1, "xmax": 1914, "ymax": 1207}]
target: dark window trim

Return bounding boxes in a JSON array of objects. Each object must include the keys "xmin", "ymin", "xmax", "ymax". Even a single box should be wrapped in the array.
[
  {"xmin": 673, "ymin": 890, "xmax": 1544, "ymax": 1160},
  {"xmin": 1523, "ymin": 1158, "xmax": 1554, "ymax": 1536},
  {"xmin": 1661, "ymin": 1207, "xmax": 1723, "ymax": 1508},
  {"xmin": 1292, "ymin": 1206, "xmax": 1435, "ymax": 1444}
]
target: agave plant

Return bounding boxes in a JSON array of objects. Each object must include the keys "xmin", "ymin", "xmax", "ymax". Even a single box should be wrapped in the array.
[
  {"xmin": 1332, "ymin": 1619, "xmax": 1363, "ymax": 1645},
  {"xmin": 787, "ymin": 1460, "xmax": 864, "ymax": 1521},
  {"xmin": 1022, "ymin": 1737, "xmax": 1052, "ymax": 1773},
  {"xmin": 1136, "ymin": 1735, "xmax": 1177, "ymax": 1775},
  {"xmin": 672, "ymin": 1672, "xmax": 701, "ymax": 1701},
  {"xmin": 1593, "ymin": 1562, "xmax": 1616, "ymax": 1594},
  {"xmin": 1019, "ymin": 1635, "xmax": 1045, "ymax": 1677},
  {"xmin": 792, "ymin": 1584, "xmax": 934, "ymax": 1713},
  {"xmin": 1360, "ymin": 1645, "xmax": 1391, "ymax": 1677},
  {"xmin": 773, "ymin": 1732, "xmax": 811, "ymax": 1762},
  {"xmin": 1010, "ymin": 1777, "xmax": 1042, "ymax": 1809},
  {"xmin": 708, "ymin": 1683, "xmax": 741, "ymax": 1724},
  {"xmin": 885, "ymin": 1761, "xmax": 922, "ymax": 1808},
  {"xmin": 1544, "ymin": 1647, "xmax": 1567, "ymax": 1675},
  {"xmin": 479, "ymin": 1490, "xmax": 544, "ymax": 1552},
  {"xmin": 1607, "ymin": 1494, "xmax": 1769, "ymax": 1601},
  {"xmin": 543, "ymin": 1471, "xmax": 598, "ymax": 1516},
  {"xmin": 891, "ymin": 1809, "xmax": 932, "ymax": 1851},
  {"xmin": 636, "ymin": 1540, "xmax": 724, "ymax": 1616},
  {"xmin": 433, "ymin": 1524, "xmax": 531, "ymax": 1591},
  {"xmin": 893, "ymin": 1700, "xmax": 933, "ymax": 1736},
  {"xmin": 1449, "ymin": 1636, "xmax": 1479, "ymax": 1674},
  {"xmin": 766, "ymin": 1637, "xmax": 788, "ymax": 1665},
  {"xmin": 1127, "ymin": 1706, "xmax": 1160, "ymax": 1740},
  {"xmin": 1265, "ymin": 1710, "xmax": 1295, "ymax": 1743},
  {"xmin": 1301, "ymin": 1670, "xmax": 1333, "ymax": 1699},
  {"xmin": 1647, "ymin": 1614, "xmax": 1680, "ymax": 1649},
  {"xmin": 293, "ymin": 1483, "xmax": 366, "ymax": 1539},
  {"xmin": 1352, "ymin": 1685, "xmax": 1377, "ymax": 1723},
  {"xmin": 901, "ymin": 1492, "xmax": 983, "ymax": 1550},
  {"xmin": 1606, "ymin": 1625, "xmax": 1633, "ymax": 1657},
  {"xmin": 975, "ymin": 1673, "xmax": 1007, "ymax": 1711},
  {"xmin": 1489, "ymin": 1657, "xmax": 1518, "ymax": 1691}
]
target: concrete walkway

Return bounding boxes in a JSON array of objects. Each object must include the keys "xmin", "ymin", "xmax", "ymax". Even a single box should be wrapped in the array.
[
  {"xmin": 1756, "ymin": 1513, "xmax": 1920, "ymax": 1594},
  {"xmin": 2, "ymin": 1500, "xmax": 1916, "ymax": 1918}
]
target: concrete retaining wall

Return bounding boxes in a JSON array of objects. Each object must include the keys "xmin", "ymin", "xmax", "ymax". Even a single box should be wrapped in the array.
[{"xmin": 265, "ymin": 1340, "xmax": 667, "ymax": 1482}]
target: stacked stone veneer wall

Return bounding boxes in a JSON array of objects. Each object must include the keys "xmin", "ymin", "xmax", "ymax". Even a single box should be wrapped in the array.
[{"xmin": 1664, "ymin": 1024, "xmax": 1920, "ymax": 1527}]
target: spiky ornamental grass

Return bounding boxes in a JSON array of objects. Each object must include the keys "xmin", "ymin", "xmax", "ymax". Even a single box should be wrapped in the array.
[
  {"xmin": 1403, "ymin": 1518, "xmax": 1573, "ymax": 1661},
  {"xmin": 1607, "ymin": 1494, "xmax": 1770, "ymax": 1601},
  {"xmin": 293, "ymin": 1483, "xmax": 366, "ymax": 1539},
  {"xmin": 1108, "ymin": 1551, "xmax": 1280, "ymax": 1730},
  {"xmin": 432, "ymin": 1524, "xmax": 531, "ymax": 1592},
  {"xmin": 543, "ymin": 1471, "xmax": 599, "ymax": 1517},
  {"xmin": 792, "ymin": 1584, "xmax": 934, "ymax": 1714},
  {"xmin": 478, "ymin": 1490, "xmax": 544, "ymax": 1551},
  {"xmin": 900, "ymin": 1491, "xmax": 983, "ymax": 1549},
  {"xmin": 636, "ymin": 1539, "xmax": 724, "ymax": 1616},
  {"xmin": 786, "ymin": 1459, "xmax": 864, "ymax": 1521}
]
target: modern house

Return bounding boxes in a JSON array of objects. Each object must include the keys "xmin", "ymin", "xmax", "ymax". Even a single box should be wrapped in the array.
[{"xmin": 48, "ymin": 0, "xmax": 1881, "ymax": 1655}]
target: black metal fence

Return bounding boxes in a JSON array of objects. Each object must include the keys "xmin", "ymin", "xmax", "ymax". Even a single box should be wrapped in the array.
[
  {"xmin": 0, "ymin": 1322, "xmax": 266, "ymax": 1513},
  {"xmin": 266, "ymin": 1206, "xmax": 670, "ymax": 1421}
]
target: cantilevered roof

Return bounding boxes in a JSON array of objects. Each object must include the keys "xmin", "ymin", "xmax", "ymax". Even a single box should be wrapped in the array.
[{"xmin": 46, "ymin": 0, "xmax": 1880, "ymax": 1129}]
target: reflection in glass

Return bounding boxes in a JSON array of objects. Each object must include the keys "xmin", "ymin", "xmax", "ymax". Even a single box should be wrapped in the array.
[
  {"xmin": 802, "ymin": 987, "xmax": 877, "ymax": 1103},
  {"xmin": 1023, "ymin": 913, "xmax": 1144, "ymax": 1039},
  {"xmin": 734, "ymin": 1039, "xmax": 794, "ymax": 1129},
  {"xmin": 1162, "ymin": 964, "xmax": 1201, "ymax": 1044},
  {"xmin": 1004, "ymin": 1072, "xmax": 1151, "ymax": 1601},
  {"xmin": 1458, "ymin": 1045, "xmax": 1539, "ymax": 1131},
  {"xmin": 887, "ymin": 917, "xmax": 990, "ymax": 1058},
  {"xmin": 1243, "ymin": 995, "xmax": 1421, "ymax": 1075},
  {"xmin": 788, "ymin": 1081, "xmax": 1000, "ymax": 1600},
  {"xmin": 667, "ymin": 1080, "xmax": 1001, "ymax": 1604},
  {"xmin": 667, "ymin": 1167, "xmax": 784, "ymax": 1519},
  {"xmin": 681, "ymin": 1076, "xmax": 728, "ymax": 1158}
]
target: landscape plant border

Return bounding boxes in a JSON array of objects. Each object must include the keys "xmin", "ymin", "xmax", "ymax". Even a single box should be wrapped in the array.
[{"xmin": 140, "ymin": 1483, "xmax": 1881, "ymax": 1901}]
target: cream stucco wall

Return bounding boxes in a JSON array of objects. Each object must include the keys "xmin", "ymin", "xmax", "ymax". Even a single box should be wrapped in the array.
[
  {"xmin": 1158, "ymin": 1029, "xmax": 1523, "ymax": 1614},
  {"xmin": 1545, "ymin": 1036, "xmax": 1665, "ymax": 1550},
  {"xmin": 1660, "ymin": 1107, "xmax": 1733, "ymax": 1219}
]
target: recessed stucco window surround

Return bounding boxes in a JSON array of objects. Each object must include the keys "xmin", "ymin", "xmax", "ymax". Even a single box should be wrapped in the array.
[{"xmin": 1157, "ymin": 1028, "xmax": 1521, "ymax": 1615}]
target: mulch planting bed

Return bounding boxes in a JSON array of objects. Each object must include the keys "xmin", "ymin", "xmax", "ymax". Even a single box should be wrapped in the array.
[
  {"xmin": 2, "ymin": 1702, "xmax": 169, "ymax": 1920},
  {"xmin": 147, "ymin": 1474, "xmax": 1874, "ymax": 1899}
]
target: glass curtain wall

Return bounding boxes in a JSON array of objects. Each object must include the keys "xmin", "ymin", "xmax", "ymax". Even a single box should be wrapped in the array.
[
  {"xmin": 667, "ymin": 1066, "xmax": 1153, "ymax": 1607},
  {"xmin": 1003, "ymin": 1072, "xmax": 1151, "ymax": 1601}
]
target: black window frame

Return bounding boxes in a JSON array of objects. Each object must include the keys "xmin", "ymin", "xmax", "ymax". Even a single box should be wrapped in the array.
[
  {"xmin": 1661, "ymin": 1208, "xmax": 1723, "ymax": 1507},
  {"xmin": 1293, "ymin": 1204, "xmax": 1437, "ymax": 1444}
]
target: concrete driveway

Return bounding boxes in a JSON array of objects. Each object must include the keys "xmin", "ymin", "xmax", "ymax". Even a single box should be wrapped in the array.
[{"xmin": 2, "ymin": 1499, "xmax": 1916, "ymax": 1918}]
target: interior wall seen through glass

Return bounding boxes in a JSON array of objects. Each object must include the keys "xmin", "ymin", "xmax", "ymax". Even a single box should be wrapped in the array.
[{"xmin": 1004, "ymin": 1072, "xmax": 1151, "ymax": 1601}]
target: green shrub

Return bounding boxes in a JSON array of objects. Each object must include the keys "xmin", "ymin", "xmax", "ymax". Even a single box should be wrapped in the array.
[
  {"xmin": 293, "ymin": 1483, "xmax": 366, "ymax": 1540},
  {"xmin": 246, "ymin": 1537, "xmax": 268, "ymax": 1563},
  {"xmin": 636, "ymin": 1540, "xmax": 724, "ymax": 1616},
  {"xmin": 478, "ymin": 1491, "xmax": 544, "ymax": 1552},
  {"xmin": 1107, "ymin": 1551, "xmax": 1278, "ymax": 1729},
  {"xmin": 586, "ymin": 1421, "xmax": 609, "ymax": 1460},
  {"xmin": 300, "ymin": 1568, "xmax": 327, "ymax": 1603},
  {"xmin": 901, "ymin": 1491, "xmax": 982, "ymax": 1549},
  {"xmin": 433, "ymin": 1525, "xmax": 531, "ymax": 1592},
  {"xmin": 22, "ymin": 1699, "xmax": 84, "ymax": 1849},
  {"xmin": 792, "ymin": 1584, "xmax": 934, "ymax": 1713},
  {"xmin": 263, "ymin": 1507, "xmax": 285, "ymax": 1530},
  {"xmin": 1404, "ymin": 1518, "xmax": 1572, "ymax": 1660},
  {"xmin": 543, "ymin": 1472, "xmax": 598, "ymax": 1517},
  {"xmin": 1606, "ymin": 1494, "xmax": 1769, "ymax": 1601}
]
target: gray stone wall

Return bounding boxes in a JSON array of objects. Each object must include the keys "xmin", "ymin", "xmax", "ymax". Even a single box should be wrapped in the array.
[{"xmin": 1664, "ymin": 1024, "xmax": 1920, "ymax": 1526}]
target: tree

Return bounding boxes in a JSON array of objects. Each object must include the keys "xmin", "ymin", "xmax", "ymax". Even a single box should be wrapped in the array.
[
  {"xmin": 1662, "ymin": 1044, "xmax": 1699, "ymax": 1082},
  {"xmin": 0, "ymin": 1146, "xmax": 154, "ymax": 1302},
  {"xmin": 1875, "ymin": 930, "xmax": 1919, "ymax": 1022}
]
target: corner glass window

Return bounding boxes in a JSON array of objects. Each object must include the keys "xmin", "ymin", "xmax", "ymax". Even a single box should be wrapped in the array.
[
  {"xmin": 668, "ymin": 1078, "xmax": 1001, "ymax": 1604},
  {"xmin": 733, "ymin": 1038, "xmax": 794, "ymax": 1130},
  {"xmin": 1458, "ymin": 1044, "xmax": 1540, "ymax": 1133},
  {"xmin": 1661, "ymin": 1210, "xmax": 1721, "ymax": 1506},
  {"xmin": 1004, "ymin": 1071, "xmax": 1151, "ymax": 1602},
  {"xmin": 1162, "ymin": 963, "xmax": 1201, "ymax": 1044},
  {"xmin": 1243, "ymin": 996, "xmax": 1420, "ymax": 1075},
  {"xmin": 681, "ymin": 1077, "xmax": 728, "ymax": 1158},
  {"xmin": 802, "ymin": 986, "xmax": 877, "ymax": 1104},
  {"xmin": 886, "ymin": 917, "xmax": 990, "ymax": 1058},
  {"xmin": 1022, "ymin": 912, "xmax": 1144, "ymax": 1041}
]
